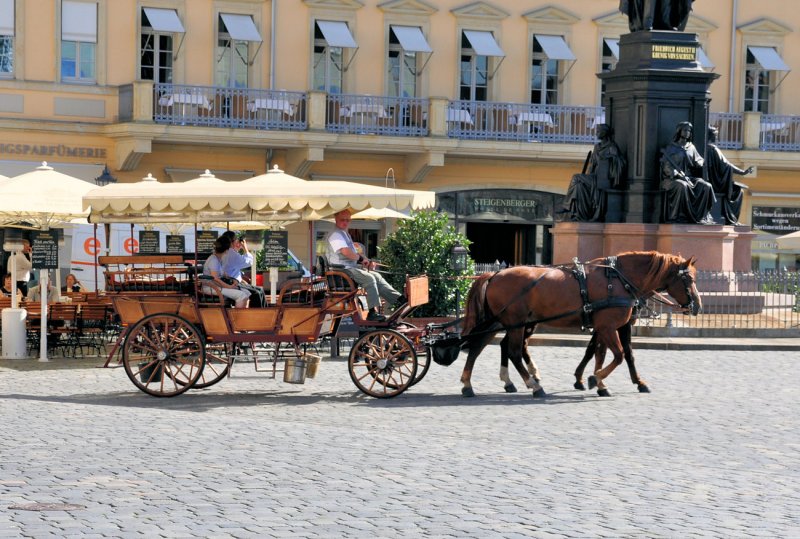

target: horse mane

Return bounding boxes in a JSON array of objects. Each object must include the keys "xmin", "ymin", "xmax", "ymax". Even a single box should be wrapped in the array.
[
  {"xmin": 461, "ymin": 273, "xmax": 493, "ymax": 336},
  {"xmin": 617, "ymin": 250, "xmax": 688, "ymax": 291}
]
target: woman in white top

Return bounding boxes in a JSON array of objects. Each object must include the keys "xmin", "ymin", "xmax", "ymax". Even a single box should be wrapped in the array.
[{"xmin": 201, "ymin": 239, "xmax": 250, "ymax": 308}]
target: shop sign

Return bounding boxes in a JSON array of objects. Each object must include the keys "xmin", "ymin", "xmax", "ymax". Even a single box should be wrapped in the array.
[
  {"xmin": 0, "ymin": 143, "xmax": 107, "ymax": 159},
  {"xmin": 436, "ymin": 189, "xmax": 558, "ymax": 222},
  {"xmin": 752, "ymin": 207, "xmax": 800, "ymax": 233},
  {"xmin": 263, "ymin": 230, "xmax": 288, "ymax": 267}
]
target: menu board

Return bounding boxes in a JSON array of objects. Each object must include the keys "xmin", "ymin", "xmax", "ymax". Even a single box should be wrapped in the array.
[
  {"xmin": 196, "ymin": 230, "xmax": 219, "ymax": 255},
  {"xmin": 138, "ymin": 230, "xmax": 161, "ymax": 254},
  {"xmin": 166, "ymin": 235, "xmax": 185, "ymax": 254},
  {"xmin": 263, "ymin": 230, "xmax": 288, "ymax": 267},
  {"xmin": 31, "ymin": 230, "xmax": 59, "ymax": 269}
]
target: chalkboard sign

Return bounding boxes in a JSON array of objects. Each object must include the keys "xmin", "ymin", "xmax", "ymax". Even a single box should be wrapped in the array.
[
  {"xmin": 263, "ymin": 230, "xmax": 288, "ymax": 267},
  {"xmin": 138, "ymin": 230, "xmax": 161, "ymax": 254},
  {"xmin": 166, "ymin": 235, "xmax": 185, "ymax": 254},
  {"xmin": 196, "ymin": 230, "xmax": 219, "ymax": 255},
  {"xmin": 31, "ymin": 230, "xmax": 59, "ymax": 269}
]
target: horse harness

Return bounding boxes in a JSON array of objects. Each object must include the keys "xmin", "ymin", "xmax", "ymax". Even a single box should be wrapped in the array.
[{"xmin": 571, "ymin": 256, "xmax": 640, "ymax": 330}]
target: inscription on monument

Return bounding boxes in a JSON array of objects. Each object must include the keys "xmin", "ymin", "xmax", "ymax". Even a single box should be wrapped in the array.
[{"xmin": 651, "ymin": 44, "xmax": 696, "ymax": 61}]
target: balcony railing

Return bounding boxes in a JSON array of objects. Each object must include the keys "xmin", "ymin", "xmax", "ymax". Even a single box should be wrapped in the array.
[
  {"xmin": 760, "ymin": 114, "xmax": 800, "ymax": 152},
  {"xmin": 709, "ymin": 112, "xmax": 743, "ymax": 150},
  {"xmin": 325, "ymin": 94, "xmax": 429, "ymax": 136},
  {"xmin": 448, "ymin": 101, "xmax": 603, "ymax": 144},
  {"xmin": 153, "ymin": 84, "xmax": 307, "ymax": 130}
]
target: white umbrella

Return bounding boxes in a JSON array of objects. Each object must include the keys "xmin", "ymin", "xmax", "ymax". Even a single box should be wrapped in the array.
[
  {"xmin": 351, "ymin": 207, "xmax": 411, "ymax": 220},
  {"xmin": 776, "ymin": 230, "xmax": 800, "ymax": 250},
  {"xmin": 0, "ymin": 162, "xmax": 96, "ymax": 362}
]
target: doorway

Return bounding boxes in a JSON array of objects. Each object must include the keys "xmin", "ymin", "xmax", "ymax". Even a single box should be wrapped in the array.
[{"xmin": 465, "ymin": 222, "xmax": 551, "ymax": 265}]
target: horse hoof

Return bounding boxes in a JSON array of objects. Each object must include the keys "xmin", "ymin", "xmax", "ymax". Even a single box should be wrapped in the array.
[
  {"xmin": 597, "ymin": 388, "xmax": 611, "ymax": 397},
  {"xmin": 588, "ymin": 375, "xmax": 598, "ymax": 390},
  {"xmin": 637, "ymin": 384, "xmax": 651, "ymax": 393},
  {"xmin": 532, "ymin": 388, "xmax": 547, "ymax": 398},
  {"xmin": 504, "ymin": 383, "xmax": 517, "ymax": 393},
  {"xmin": 462, "ymin": 387, "xmax": 476, "ymax": 398},
  {"xmin": 574, "ymin": 381, "xmax": 586, "ymax": 391}
]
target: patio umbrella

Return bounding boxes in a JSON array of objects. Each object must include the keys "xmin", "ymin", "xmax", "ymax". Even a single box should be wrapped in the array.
[
  {"xmin": 0, "ymin": 162, "xmax": 96, "ymax": 362},
  {"xmin": 776, "ymin": 230, "xmax": 800, "ymax": 250},
  {"xmin": 351, "ymin": 207, "xmax": 411, "ymax": 220}
]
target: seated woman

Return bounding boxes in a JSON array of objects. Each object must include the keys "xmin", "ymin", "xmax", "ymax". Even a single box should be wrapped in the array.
[
  {"xmin": 62, "ymin": 273, "xmax": 85, "ymax": 294},
  {"xmin": 1, "ymin": 273, "xmax": 23, "ymax": 302},
  {"xmin": 201, "ymin": 238, "xmax": 251, "ymax": 308}
]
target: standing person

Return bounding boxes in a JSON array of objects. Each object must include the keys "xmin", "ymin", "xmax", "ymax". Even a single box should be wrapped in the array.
[
  {"xmin": 325, "ymin": 209, "xmax": 404, "ymax": 322},
  {"xmin": 220, "ymin": 231, "xmax": 265, "ymax": 308},
  {"xmin": 201, "ymin": 238, "xmax": 251, "ymax": 308},
  {"xmin": 660, "ymin": 121, "xmax": 716, "ymax": 224},
  {"xmin": 706, "ymin": 126, "xmax": 754, "ymax": 226},
  {"xmin": 12, "ymin": 239, "xmax": 32, "ymax": 296}
]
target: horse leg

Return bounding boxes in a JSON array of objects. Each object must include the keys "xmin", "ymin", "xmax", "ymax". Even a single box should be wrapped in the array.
[
  {"xmin": 587, "ymin": 328, "xmax": 624, "ymax": 397},
  {"xmin": 504, "ymin": 327, "xmax": 546, "ymax": 398},
  {"xmin": 619, "ymin": 323, "xmax": 649, "ymax": 393},
  {"xmin": 521, "ymin": 328, "xmax": 542, "ymax": 383},
  {"xmin": 498, "ymin": 334, "xmax": 517, "ymax": 393},
  {"xmin": 574, "ymin": 332, "xmax": 599, "ymax": 390},
  {"xmin": 461, "ymin": 332, "xmax": 494, "ymax": 397}
]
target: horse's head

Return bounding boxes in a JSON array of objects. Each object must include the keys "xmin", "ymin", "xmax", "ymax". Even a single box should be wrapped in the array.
[{"xmin": 663, "ymin": 256, "xmax": 702, "ymax": 316}]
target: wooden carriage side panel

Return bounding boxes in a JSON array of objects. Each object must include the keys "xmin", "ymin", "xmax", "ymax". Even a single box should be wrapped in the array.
[
  {"xmin": 407, "ymin": 275, "xmax": 429, "ymax": 307},
  {"xmin": 111, "ymin": 297, "xmax": 146, "ymax": 326},
  {"xmin": 277, "ymin": 307, "xmax": 324, "ymax": 340},
  {"xmin": 229, "ymin": 308, "xmax": 279, "ymax": 332},
  {"xmin": 198, "ymin": 307, "xmax": 230, "ymax": 335}
]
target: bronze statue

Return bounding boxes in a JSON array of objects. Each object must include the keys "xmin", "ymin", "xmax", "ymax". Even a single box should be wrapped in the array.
[
  {"xmin": 660, "ymin": 121, "xmax": 715, "ymax": 224},
  {"xmin": 560, "ymin": 124, "xmax": 626, "ymax": 222},
  {"xmin": 619, "ymin": 0, "xmax": 695, "ymax": 32},
  {"xmin": 706, "ymin": 126, "xmax": 753, "ymax": 225}
]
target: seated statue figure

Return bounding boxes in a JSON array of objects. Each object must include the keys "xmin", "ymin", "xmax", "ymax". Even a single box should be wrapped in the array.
[
  {"xmin": 660, "ymin": 121, "xmax": 716, "ymax": 224},
  {"xmin": 706, "ymin": 126, "xmax": 754, "ymax": 226},
  {"xmin": 560, "ymin": 124, "xmax": 626, "ymax": 222}
]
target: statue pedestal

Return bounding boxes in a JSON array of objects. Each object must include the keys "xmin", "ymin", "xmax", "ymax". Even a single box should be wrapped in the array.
[{"xmin": 552, "ymin": 222, "xmax": 754, "ymax": 272}]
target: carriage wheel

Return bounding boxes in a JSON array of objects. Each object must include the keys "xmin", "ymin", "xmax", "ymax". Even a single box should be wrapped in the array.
[
  {"xmin": 191, "ymin": 341, "xmax": 233, "ymax": 389},
  {"xmin": 122, "ymin": 313, "xmax": 205, "ymax": 397},
  {"xmin": 410, "ymin": 346, "xmax": 432, "ymax": 387},
  {"xmin": 348, "ymin": 329, "xmax": 417, "ymax": 398}
]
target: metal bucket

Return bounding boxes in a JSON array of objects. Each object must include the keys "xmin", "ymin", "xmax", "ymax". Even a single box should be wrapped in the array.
[
  {"xmin": 283, "ymin": 357, "xmax": 308, "ymax": 384},
  {"xmin": 138, "ymin": 361, "xmax": 162, "ymax": 383},
  {"xmin": 305, "ymin": 355, "xmax": 321, "ymax": 379}
]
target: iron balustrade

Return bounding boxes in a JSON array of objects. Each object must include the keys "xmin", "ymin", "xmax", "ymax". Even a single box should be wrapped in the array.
[
  {"xmin": 709, "ymin": 112, "xmax": 743, "ymax": 150},
  {"xmin": 760, "ymin": 114, "xmax": 800, "ymax": 152},
  {"xmin": 325, "ymin": 94, "xmax": 429, "ymax": 137}
]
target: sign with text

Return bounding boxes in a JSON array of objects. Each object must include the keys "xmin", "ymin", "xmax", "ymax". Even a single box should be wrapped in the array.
[
  {"xmin": 31, "ymin": 230, "xmax": 59, "ymax": 269},
  {"xmin": 196, "ymin": 230, "xmax": 219, "ymax": 255},
  {"xmin": 752, "ymin": 207, "xmax": 800, "ymax": 233},
  {"xmin": 166, "ymin": 235, "xmax": 185, "ymax": 254},
  {"xmin": 138, "ymin": 230, "xmax": 161, "ymax": 254},
  {"xmin": 263, "ymin": 230, "xmax": 288, "ymax": 267}
]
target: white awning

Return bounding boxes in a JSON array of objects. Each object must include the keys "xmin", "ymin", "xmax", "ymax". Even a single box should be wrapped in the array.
[
  {"xmin": 62, "ymin": 1, "xmax": 97, "ymax": 43},
  {"xmin": 143, "ymin": 7, "xmax": 185, "ymax": 34},
  {"xmin": 0, "ymin": 0, "xmax": 14, "ymax": 36},
  {"xmin": 604, "ymin": 38, "xmax": 620, "ymax": 59},
  {"xmin": 317, "ymin": 20, "xmax": 357, "ymax": 49},
  {"xmin": 749, "ymin": 46, "xmax": 790, "ymax": 71},
  {"xmin": 697, "ymin": 46, "xmax": 714, "ymax": 69},
  {"xmin": 391, "ymin": 25, "xmax": 432, "ymax": 53},
  {"xmin": 463, "ymin": 30, "xmax": 505, "ymax": 57},
  {"xmin": 535, "ymin": 35, "xmax": 576, "ymax": 61},
  {"xmin": 220, "ymin": 13, "xmax": 262, "ymax": 42}
]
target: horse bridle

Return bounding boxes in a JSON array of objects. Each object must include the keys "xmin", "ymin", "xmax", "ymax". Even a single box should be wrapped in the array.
[{"xmin": 656, "ymin": 267, "xmax": 696, "ymax": 313}]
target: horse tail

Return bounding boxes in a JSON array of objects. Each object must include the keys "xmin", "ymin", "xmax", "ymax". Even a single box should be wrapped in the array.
[{"xmin": 462, "ymin": 273, "xmax": 492, "ymax": 337}]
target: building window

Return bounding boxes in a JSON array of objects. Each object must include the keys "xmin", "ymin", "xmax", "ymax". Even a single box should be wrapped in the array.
[
  {"xmin": 0, "ymin": 0, "xmax": 14, "ymax": 76},
  {"xmin": 600, "ymin": 38, "xmax": 619, "ymax": 104},
  {"xmin": 745, "ymin": 49, "xmax": 770, "ymax": 113},
  {"xmin": 459, "ymin": 32, "xmax": 488, "ymax": 101},
  {"xmin": 214, "ymin": 14, "xmax": 263, "ymax": 88},
  {"xmin": 140, "ymin": 7, "xmax": 185, "ymax": 83},
  {"xmin": 387, "ymin": 28, "xmax": 416, "ymax": 98},
  {"xmin": 61, "ymin": 1, "xmax": 97, "ymax": 83},
  {"xmin": 313, "ymin": 20, "xmax": 357, "ymax": 94},
  {"xmin": 530, "ymin": 35, "xmax": 575, "ymax": 105}
]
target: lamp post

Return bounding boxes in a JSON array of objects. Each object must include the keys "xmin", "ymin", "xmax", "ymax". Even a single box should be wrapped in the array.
[
  {"xmin": 94, "ymin": 165, "xmax": 117, "ymax": 186},
  {"xmin": 451, "ymin": 243, "xmax": 468, "ymax": 320}
]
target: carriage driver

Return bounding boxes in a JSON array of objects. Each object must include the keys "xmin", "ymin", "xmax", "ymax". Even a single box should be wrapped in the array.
[{"xmin": 325, "ymin": 209, "xmax": 404, "ymax": 322}]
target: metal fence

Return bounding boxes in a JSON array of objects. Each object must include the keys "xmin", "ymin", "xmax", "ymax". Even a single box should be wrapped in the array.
[
  {"xmin": 709, "ymin": 112, "xmax": 743, "ymax": 150},
  {"xmin": 325, "ymin": 94, "xmax": 429, "ymax": 137},
  {"xmin": 153, "ymin": 84, "xmax": 307, "ymax": 131},
  {"xmin": 760, "ymin": 113, "xmax": 800, "ymax": 152}
]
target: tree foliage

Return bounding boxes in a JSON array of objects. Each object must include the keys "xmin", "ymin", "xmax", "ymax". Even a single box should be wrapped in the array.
[{"xmin": 379, "ymin": 211, "xmax": 474, "ymax": 317}]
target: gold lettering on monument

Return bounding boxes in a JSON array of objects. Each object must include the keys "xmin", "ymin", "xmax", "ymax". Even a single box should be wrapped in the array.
[{"xmin": 651, "ymin": 44, "xmax": 696, "ymax": 61}]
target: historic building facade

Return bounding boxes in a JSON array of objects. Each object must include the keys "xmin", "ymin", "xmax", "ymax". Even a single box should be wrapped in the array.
[{"xmin": 0, "ymin": 0, "xmax": 798, "ymax": 270}]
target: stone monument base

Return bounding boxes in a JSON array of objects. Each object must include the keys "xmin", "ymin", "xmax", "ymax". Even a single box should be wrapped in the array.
[{"xmin": 552, "ymin": 222, "xmax": 755, "ymax": 272}]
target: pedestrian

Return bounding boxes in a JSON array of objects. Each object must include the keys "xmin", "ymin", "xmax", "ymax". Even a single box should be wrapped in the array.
[{"xmin": 12, "ymin": 239, "xmax": 32, "ymax": 296}]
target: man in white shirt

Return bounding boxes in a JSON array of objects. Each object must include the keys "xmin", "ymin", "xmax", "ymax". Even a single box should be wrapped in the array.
[
  {"xmin": 325, "ymin": 209, "xmax": 403, "ymax": 322},
  {"xmin": 13, "ymin": 239, "xmax": 32, "ymax": 296}
]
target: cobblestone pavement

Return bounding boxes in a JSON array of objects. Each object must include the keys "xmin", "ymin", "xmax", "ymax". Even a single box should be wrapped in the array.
[{"xmin": 1, "ymin": 345, "xmax": 798, "ymax": 538}]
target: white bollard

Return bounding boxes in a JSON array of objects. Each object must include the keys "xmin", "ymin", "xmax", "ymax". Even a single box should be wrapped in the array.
[{"xmin": 2, "ymin": 308, "xmax": 28, "ymax": 359}]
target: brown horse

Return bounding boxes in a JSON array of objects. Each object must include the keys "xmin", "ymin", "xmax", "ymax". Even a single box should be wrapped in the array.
[{"xmin": 460, "ymin": 251, "xmax": 701, "ymax": 397}]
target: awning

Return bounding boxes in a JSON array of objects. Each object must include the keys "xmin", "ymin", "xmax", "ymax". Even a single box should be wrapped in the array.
[
  {"xmin": 604, "ymin": 38, "xmax": 620, "ymax": 59},
  {"xmin": 0, "ymin": 0, "xmax": 14, "ymax": 36},
  {"xmin": 220, "ymin": 13, "xmax": 262, "ymax": 42},
  {"xmin": 143, "ymin": 7, "xmax": 185, "ymax": 34},
  {"xmin": 391, "ymin": 25, "xmax": 432, "ymax": 53},
  {"xmin": 535, "ymin": 35, "xmax": 576, "ymax": 61},
  {"xmin": 62, "ymin": 0, "xmax": 97, "ymax": 43},
  {"xmin": 317, "ymin": 20, "xmax": 357, "ymax": 49},
  {"xmin": 749, "ymin": 46, "xmax": 790, "ymax": 71},
  {"xmin": 463, "ymin": 30, "xmax": 505, "ymax": 57},
  {"xmin": 697, "ymin": 46, "xmax": 714, "ymax": 69}
]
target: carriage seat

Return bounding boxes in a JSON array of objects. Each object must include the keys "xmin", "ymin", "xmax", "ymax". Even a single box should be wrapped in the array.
[
  {"xmin": 278, "ymin": 277, "xmax": 328, "ymax": 306},
  {"xmin": 195, "ymin": 276, "xmax": 236, "ymax": 307}
]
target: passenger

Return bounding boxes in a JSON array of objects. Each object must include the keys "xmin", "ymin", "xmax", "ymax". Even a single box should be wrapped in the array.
[
  {"xmin": 220, "ymin": 231, "xmax": 265, "ymax": 308},
  {"xmin": 201, "ymin": 238, "xmax": 251, "ymax": 308},
  {"xmin": 324, "ymin": 209, "xmax": 404, "ymax": 322},
  {"xmin": 63, "ymin": 273, "xmax": 85, "ymax": 294},
  {"xmin": 1, "ymin": 273, "xmax": 23, "ymax": 302}
]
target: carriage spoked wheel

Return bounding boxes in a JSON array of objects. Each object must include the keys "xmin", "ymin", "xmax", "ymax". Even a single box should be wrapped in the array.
[
  {"xmin": 191, "ymin": 341, "xmax": 234, "ymax": 389},
  {"xmin": 348, "ymin": 329, "xmax": 418, "ymax": 398},
  {"xmin": 392, "ymin": 322, "xmax": 432, "ymax": 387},
  {"xmin": 122, "ymin": 313, "xmax": 206, "ymax": 397}
]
